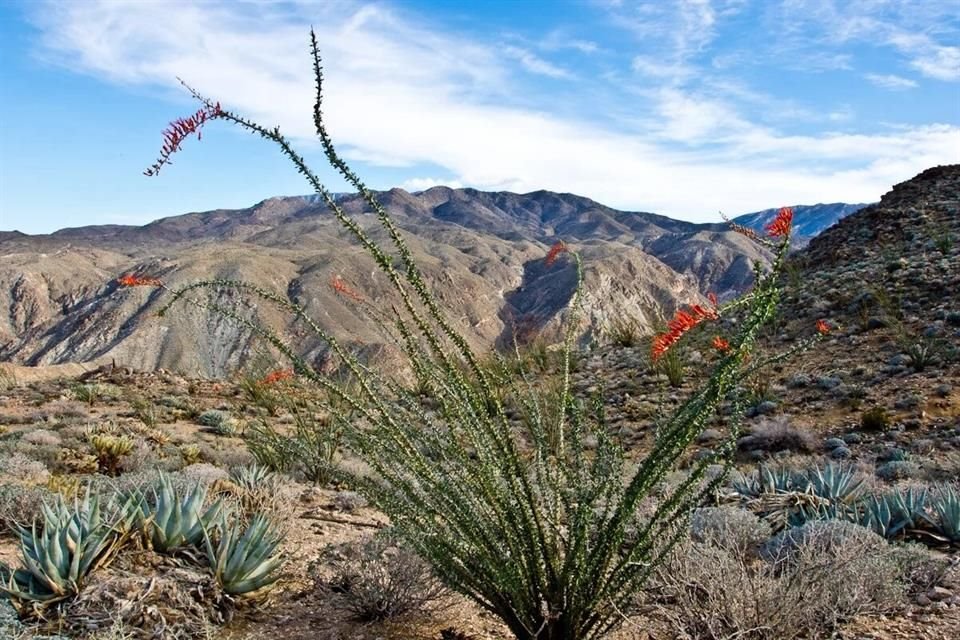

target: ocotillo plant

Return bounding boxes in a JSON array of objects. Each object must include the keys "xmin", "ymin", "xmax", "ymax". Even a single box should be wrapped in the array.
[{"xmin": 129, "ymin": 29, "xmax": 821, "ymax": 640}]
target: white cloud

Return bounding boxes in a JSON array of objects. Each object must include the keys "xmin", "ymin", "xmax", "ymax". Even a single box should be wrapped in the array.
[
  {"xmin": 26, "ymin": 0, "xmax": 960, "ymax": 222},
  {"xmin": 865, "ymin": 73, "xmax": 918, "ymax": 90},
  {"xmin": 401, "ymin": 177, "xmax": 464, "ymax": 192},
  {"xmin": 503, "ymin": 46, "xmax": 573, "ymax": 79},
  {"xmin": 776, "ymin": 1, "xmax": 960, "ymax": 81}
]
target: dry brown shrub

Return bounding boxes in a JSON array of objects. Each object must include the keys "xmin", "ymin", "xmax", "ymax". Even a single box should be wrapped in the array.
[
  {"xmin": 313, "ymin": 533, "xmax": 450, "ymax": 622},
  {"xmin": 643, "ymin": 519, "xmax": 910, "ymax": 639},
  {"xmin": 744, "ymin": 416, "xmax": 817, "ymax": 453}
]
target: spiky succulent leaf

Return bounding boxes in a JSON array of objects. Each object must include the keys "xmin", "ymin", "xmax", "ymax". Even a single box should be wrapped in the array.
[
  {"xmin": 932, "ymin": 485, "xmax": 960, "ymax": 542},
  {"xmin": 0, "ymin": 488, "xmax": 129, "ymax": 606},
  {"xmin": 136, "ymin": 473, "xmax": 223, "ymax": 552},
  {"xmin": 202, "ymin": 512, "xmax": 284, "ymax": 595}
]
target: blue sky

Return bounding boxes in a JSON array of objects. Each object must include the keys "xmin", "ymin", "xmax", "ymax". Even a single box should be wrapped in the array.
[{"xmin": 0, "ymin": 0, "xmax": 958, "ymax": 234}]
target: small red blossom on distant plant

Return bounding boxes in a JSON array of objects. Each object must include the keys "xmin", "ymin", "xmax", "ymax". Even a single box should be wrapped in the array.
[
  {"xmin": 765, "ymin": 206, "xmax": 794, "ymax": 238},
  {"xmin": 117, "ymin": 273, "xmax": 163, "ymax": 287},
  {"xmin": 712, "ymin": 336, "xmax": 731, "ymax": 352},
  {"xmin": 144, "ymin": 102, "xmax": 222, "ymax": 177},
  {"xmin": 260, "ymin": 368, "xmax": 294, "ymax": 385},
  {"xmin": 545, "ymin": 240, "xmax": 568, "ymax": 267},
  {"xmin": 816, "ymin": 319, "xmax": 830, "ymax": 335},
  {"xmin": 330, "ymin": 275, "xmax": 364, "ymax": 301},
  {"xmin": 652, "ymin": 304, "xmax": 719, "ymax": 361}
]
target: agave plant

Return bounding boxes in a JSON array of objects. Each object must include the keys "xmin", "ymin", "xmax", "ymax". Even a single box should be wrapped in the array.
[
  {"xmin": 0, "ymin": 489, "xmax": 136, "ymax": 607},
  {"xmin": 931, "ymin": 485, "xmax": 960, "ymax": 542},
  {"xmin": 731, "ymin": 465, "xmax": 806, "ymax": 498},
  {"xmin": 134, "ymin": 473, "xmax": 222, "ymax": 552},
  {"xmin": 228, "ymin": 464, "xmax": 281, "ymax": 493},
  {"xmin": 202, "ymin": 511, "xmax": 285, "ymax": 595},
  {"xmin": 804, "ymin": 463, "xmax": 865, "ymax": 520},
  {"xmin": 858, "ymin": 486, "xmax": 931, "ymax": 538}
]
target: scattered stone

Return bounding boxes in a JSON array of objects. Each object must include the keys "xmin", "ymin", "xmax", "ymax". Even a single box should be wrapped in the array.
[
  {"xmin": 697, "ymin": 429, "xmax": 723, "ymax": 443},
  {"xmin": 927, "ymin": 586, "xmax": 954, "ymax": 602}
]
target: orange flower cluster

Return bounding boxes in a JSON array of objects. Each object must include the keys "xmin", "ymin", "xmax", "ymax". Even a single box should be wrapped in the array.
[
  {"xmin": 545, "ymin": 240, "xmax": 568, "ymax": 267},
  {"xmin": 816, "ymin": 319, "xmax": 830, "ymax": 334},
  {"xmin": 652, "ymin": 304, "xmax": 719, "ymax": 361},
  {"xmin": 259, "ymin": 368, "xmax": 294, "ymax": 385},
  {"xmin": 765, "ymin": 206, "xmax": 794, "ymax": 237},
  {"xmin": 712, "ymin": 336, "xmax": 731, "ymax": 352},
  {"xmin": 330, "ymin": 275, "xmax": 363, "ymax": 301},
  {"xmin": 144, "ymin": 102, "xmax": 222, "ymax": 177},
  {"xmin": 117, "ymin": 274, "xmax": 162, "ymax": 287}
]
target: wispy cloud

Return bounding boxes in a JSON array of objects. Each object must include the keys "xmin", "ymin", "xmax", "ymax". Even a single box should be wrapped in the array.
[
  {"xmin": 23, "ymin": 0, "xmax": 960, "ymax": 221},
  {"xmin": 775, "ymin": 0, "xmax": 960, "ymax": 82},
  {"xmin": 865, "ymin": 73, "xmax": 918, "ymax": 90},
  {"xmin": 503, "ymin": 46, "xmax": 574, "ymax": 79}
]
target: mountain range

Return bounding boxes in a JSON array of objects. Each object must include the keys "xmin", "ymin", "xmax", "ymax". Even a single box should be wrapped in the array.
[{"xmin": 0, "ymin": 188, "xmax": 871, "ymax": 377}]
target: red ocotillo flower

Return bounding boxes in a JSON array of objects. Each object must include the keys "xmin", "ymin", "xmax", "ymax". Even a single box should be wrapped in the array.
[
  {"xmin": 816, "ymin": 319, "xmax": 831, "ymax": 335},
  {"xmin": 144, "ymin": 102, "xmax": 222, "ymax": 177},
  {"xmin": 260, "ymin": 368, "xmax": 294, "ymax": 385},
  {"xmin": 545, "ymin": 240, "xmax": 568, "ymax": 267},
  {"xmin": 765, "ymin": 206, "xmax": 794, "ymax": 237},
  {"xmin": 117, "ymin": 273, "xmax": 163, "ymax": 287},
  {"xmin": 330, "ymin": 275, "xmax": 363, "ymax": 302},
  {"xmin": 707, "ymin": 292, "xmax": 719, "ymax": 307},
  {"xmin": 712, "ymin": 336, "xmax": 731, "ymax": 353},
  {"xmin": 652, "ymin": 304, "xmax": 719, "ymax": 361}
]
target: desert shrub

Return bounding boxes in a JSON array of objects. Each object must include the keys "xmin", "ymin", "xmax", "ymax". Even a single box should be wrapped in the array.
[
  {"xmin": 196, "ymin": 410, "xmax": 233, "ymax": 431},
  {"xmin": 653, "ymin": 342, "xmax": 686, "ymax": 387},
  {"xmin": 331, "ymin": 490, "xmax": 368, "ymax": 513},
  {"xmin": 875, "ymin": 460, "xmax": 921, "ymax": 482},
  {"xmin": 238, "ymin": 370, "xmax": 284, "ymax": 417},
  {"xmin": 0, "ymin": 452, "xmax": 50, "ymax": 485},
  {"xmin": 606, "ymin": 315, "xmax": 644, "ymax": 347},
  {"xmin": 20, "ymin": 429, "xmax": 61, "ymax": 447},
  {"xmin": 860, "ymin": 406, "xmax": 890, "ymax": 431},
  {"xmin": 648, "ymin": 519, "xmax": 908, "ymax": 640},
  {"xmin": 0, "ymin": 365, "xmax": 16, "ymax": 391},
  {"xmin": 0, "ymin": 483, "xmax": 48, "ymax": 531},
  {"xmin": 71, "ymin": 383, "xmax": 102, "ymax": 406},
  {"xmin": 128, "ymin": 394, "xmax": 160, "ymax": 428},
  {"xmin": 689, "ymin": 506, "xmax": 770, "ymax": 552},
  {"xmin": 744, "ymin": 416, "xmax": 816, "ymax": 453},
  {"xmin": 887, "ymin": 542, "xmax": 950, "ymax": 595},
  {"xmin": 244, "ymin": 392, "xmax": 346, "ymax": 485},
  {"xmin": 316, "ymin": 533, "xmax": 450, "ymax": 621},
  {"xmin": 139, "ymin": 35, "xmax": 814, "ymax": 640}
]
